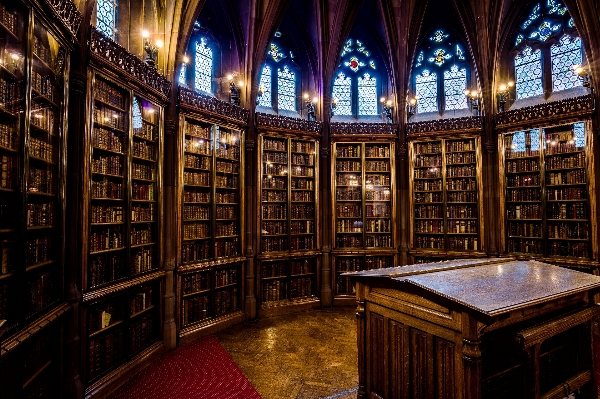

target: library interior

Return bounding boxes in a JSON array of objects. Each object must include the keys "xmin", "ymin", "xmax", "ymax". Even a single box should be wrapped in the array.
[{"xmin": 2, "ymin": 0, "xmax": 600, "ymax": 398}]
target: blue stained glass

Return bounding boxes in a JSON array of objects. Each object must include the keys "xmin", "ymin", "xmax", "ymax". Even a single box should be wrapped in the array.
[
  {"xmin": 568, "ymin": 18, "xmax": 575, "ymax": 28},
  {"xmin": 195, "ymin": 38, "xmax": 213, "ymax": 93},
  {"xmin": 132, "ymin": 97, "xmax": 142, "ymax": 130},
  {"xmin": 356, "ymin": 40, "xmax": 370, "ymax": 56},
  {"xmin": 428, "ymin": 49, "xmax": 452, "ymax": 67},
  {"xmin": 416, "ymin": 51, "xmax": 424, "ymax": 67},
  {"xmin": 332, "ymin": 72, "xmax": 352, "ymax": 115},
  {"xmin": 551, "ymin": 35, "xmax": 582, "ymax": 91},
  {"xmin": 516, "ymin": 34, "xmax": 524, "ymax": 46},
  {"xmin": 515, "ymin": 47, "xmax": 543, "ymax": 99},
  {"xmin": 416, "ymin": 70, "xmax": 438, "ymax": 113},
  {"xmin": 529, "ymin": 21, "xmax": 561, "ymax": 42},
  {"xmin": 358, "ymin": 73, "xmax": 377, "ymax": 116},
  {"xmin": 178, "ymin": 64, "xmax": 187, "ymax": 85},
  {"xmin": 268, "ymin": 43, "xmax": 287, "ymax": 62},
  {"xmin": 444, "ymin": 65, "xmax": 467, "ymax": 110},
  {"xmin": 257, "ymin": 65, "xmax": 272, "ymax": 108},
  {"xmin": 456, "ymin": 45, "xmax": 465, "ymax": 60},
  {"xmin": 97, "ymin": 0, "xmax": 117, "ymax": 40},
  {"xmin": 430, "ymin": 30, "xmax": 449, "ymax": 43},
  {"xmin": 369, "ymin": 61, "xmax": 376, "ymax": 69},
  {"xmin": 341, "ymin": 40, "xmax": 353, "ymax": 57},
  {"xmin": 522, "ymin": 4, "xmax": 541, "ymax": 29},
  {"xmin": 574, "ymin": 122, "xmax": 585, "ymax": 148},
  {"xmin": 277, "ymin": 66, "xmax": 296, "ymax": 111}
]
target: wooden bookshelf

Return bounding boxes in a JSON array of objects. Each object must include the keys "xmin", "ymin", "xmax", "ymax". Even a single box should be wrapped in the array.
[
  {"xmin": 500, "ymin": 122, "xmax": 597, "ymax": 260},
  {"xmin": 331, "ymin": 141, "xmax": 396, "ymax": 304},
  {"xmin": 409, "ymin": 136, "xmax": 485, "ymax": 261},
  {"xmin": 258, "ymin": 134, "xmax": 320, "ymax": 314}
]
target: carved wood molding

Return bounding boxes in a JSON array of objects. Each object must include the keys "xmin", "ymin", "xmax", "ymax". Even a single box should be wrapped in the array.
[
  {"xmin": 177, "ymin": 256, "xmax": 246, "ymax": 273},
  {"xmin": 82, "ymin": 271, "xmax": 166, "ymax": 303},
  {"xmin": 89, "ymin": 28, "xmax": 171, "ymax": 100},
  {"xmin": 44, "ymin": 0, "xmax": 82, "ymax": 39},
  {"xmin": 406, "ymin": 116, "xmax": 483, "ymax": 136},
  {"xmin": 256, "ymin": 112, "xmax": 322, "ymax": 136},
  {"xmin": 494, "ymin": 94, "xmax": 595, "ymax": 131},
  {"xmin": 179, "ymin": 87, "xmax": 250, "ymax": 126},
  {"xmin": 1, "ymin": 302, "xmax": 70, "ymax": 356},
  {"xmin": 330, "ymin": 122, "xmax": 397, "ymax": 136}
]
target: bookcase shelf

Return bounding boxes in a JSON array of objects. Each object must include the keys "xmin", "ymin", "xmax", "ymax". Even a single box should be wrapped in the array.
[
  {"xmin": 409, "ymin": 136, "xmax": 483, "ymax": 258},
  {"xmin": 500, "ymin": 122, "xmax": 596, "ymax": 260}
]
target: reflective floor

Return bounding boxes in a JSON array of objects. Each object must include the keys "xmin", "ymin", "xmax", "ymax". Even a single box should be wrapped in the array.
[{"xmin": 216, "ymin": 307, "xmax": 358, "ymax": 399}]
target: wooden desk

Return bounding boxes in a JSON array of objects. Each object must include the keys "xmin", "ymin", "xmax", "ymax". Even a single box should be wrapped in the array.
[{"xmin": 345, "ymin": 258, "xmax": 600, "ymax": 399}]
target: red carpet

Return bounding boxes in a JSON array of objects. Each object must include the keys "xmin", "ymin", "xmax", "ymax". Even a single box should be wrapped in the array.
[{"xmin": 112, "ymin": 336, "xmax": 262, "ymax": 399}]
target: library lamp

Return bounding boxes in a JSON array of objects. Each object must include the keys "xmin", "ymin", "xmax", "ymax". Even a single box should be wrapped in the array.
[
  {"xmin": 464, "ymin": 90, "xmax": 481, "ymax": 115},
  {"xmin": 227, "ymin": 74, "xmax": 243, "ymax": 106},
  {"xmin": 573, "ymin": 64, "xmax": 592, "ymax": 91},
  {"xmin": 497, "ymin": 81, "xmax": 514, "ymax": 112},
  {"xmin": 142, "ymin": 30, "xmax": 163, "ymax": 68},
  {"xmin": 331, "ymin": 97, "xmax": 339, "ymax": 117},
  {"xmin": 304, "ymin": 93, "xmax": 317, "ymax": 121},
  {"xmin": 380, "ymin": 97, "xmax": 393, "ymax": 123},
  {"xmin": 257, "ymin": 85, "xmax": 265, "ymax": 105},
  {"xmin": 407, "ymin": 96, "xmax": 419, "ymax": 122}
]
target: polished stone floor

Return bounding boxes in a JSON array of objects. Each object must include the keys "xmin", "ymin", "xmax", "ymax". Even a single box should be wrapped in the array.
[{"xmin": 216, "ymin": 307, "xmax": 358, "ymax": 399}]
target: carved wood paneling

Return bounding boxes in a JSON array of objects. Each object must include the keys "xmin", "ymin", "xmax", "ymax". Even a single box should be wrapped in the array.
[
  {"xmin": 410, "ymin": 328, "xmax": 434, "ymax": 399},
  {"xmin": 330, "ymin": 122, "xmax": 398, "ymax": 136},
  {"xmin": 369, "ymin": 313, "xmax": 386, "ymax": 397},
  {"xmin": 178, "ymin": 87, "xmax": 250, "ymax": 126},
  {"xmin": 89, "ymin": 28, "xmax": 171, "ymax": 100},
  {"xmin": 255, "ymin": 112, "xmax": 322, "ymax": 136},
  {"xmin": 389, "ymin": 320, "xmax": 406, "ymax": 399},
  {"xmin": 435, "ymin": 338, "xmax": 456, "ymax": 399},
  {"xmin": 82, "ymin": 271, "xmax": 165, "ymax": 303},
  {"xmin": 44, "ymin": 0, "xmax": 82, "ymax": 39},
  {"xmin": 494, "ymin": 94, "xmax": 595, "ymax": 131},
  {"xmin": 406, "ymin": 116, "xmax": 483, "ymax": 137}
]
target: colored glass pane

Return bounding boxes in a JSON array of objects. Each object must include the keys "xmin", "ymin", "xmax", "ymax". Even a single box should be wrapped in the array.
[
  {"xmin": 568, "ymin": 18, "xmax": 575, "ymax": 28},
  {"xmin": 529, "ymin": 20, "xmax": 561, "ymax": 42},
  {"xmin": 195, "ymin": 38, "xmax": 213, "ymax": 93},
  {"xmin": 277, "ymin": 66, "xmax": 296, "ymax": 111},
  {"xmin": 444, "ymin": 65, "xmax": 467, "ymax": 110},
  {"xmin": 178, "ymin": 64, "xmax": 187, "ymax": 85},
  {"xmin": 574, "ymin": 122, "xmax": 585, "ymax": 148},
  {"xmin": 428, "ymin": 49, "xmax": 451, "ymax": 67},
  {"xmin": 132, "ymin": 97, "xmax": 142, "ymax": 130},
  {"xmin": 345, "ymin": 56, "xmax": 365, "ymax": 72},
  {"xmin": 257, "ymin": 65, "xmax": 272, "ymax": 108},
  {"xmin": 268, "ymin": 43, "xmax": 286, "ymax": 62},
  {"xmin": 430, "ymin": 30, "xmax": 449, "ymax": 43},
  {"xmin": 416, "ymin": 51, "xmax": 424, "ymax": 67},
  {"xmin": 358, "ymin": 73, "xmax": 377, "ymax": 116},
  {"xmin": 551, "ymin": 35, "xmax": 582, "ymax": 91},
  {"xmin": 356, "ymin": 41, "xmax": 370, "ymax": 56},
  {"xmin": 456, "ymin": 45, "xmax": 465, "ymax": 60},
  {"xmin": 515, "ymin": 47, "xmax": 543, "ymax": 99},
  {"xmin": 516, "ymin": 34, "xmax": 524, "ymax": 46},
  {"xmin": 548, "ymin": 0, "xmax": 567, "ymax": 14},
  {"xmin": 97, "ymin": 0, "xmax": 117, "ymax": 40},
  {"xmin": 522, "ymin": 4, "xmax": 541, "ymax": 29},
  {"xmin": 332, "ymin": 72, "xmax": 352, "ymax": 115},
  {"xmin": 341, "ymin": 40, "xmax": 353, "ymax": 57},
  {"xmin": 416, "ymin": 70, "xmax": 438, "ymax": 113}
]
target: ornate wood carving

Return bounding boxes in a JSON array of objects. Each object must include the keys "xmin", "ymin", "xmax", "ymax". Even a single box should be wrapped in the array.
[
  {"xmin": 89, "ymin": 28, "xmax": 171, "ymax": 100},
  {"xmin": 494, "ymin": 94, "xmax": 594, "ymax": 131},
  {"xmin": 177, "ymin": 256, "xmax": 246, "ymax": 273},
  {"xmin": 369, "ymin": 313, "xmax": 386, "ymax": 396},
  {"xmin": 179, "ymin": 87, "xmax": 250, "ymax": 126},
  {"xmin": 406, "ymin": 116, "xmax": 483, "ymax": 136},
  {"xmin": 330, "ymin": 122, "xmax": 397, "ymax": 136},
  {"xmin": 44, "ymin": 0, "xmax": 82, "ymax": 39},
  {"xmin": 256, "ymin": 112, "xmax": 322, "ymax": 135},
  {"xmin": 82, "ymin": 271, "xmax": 165, "ymax": 302}
]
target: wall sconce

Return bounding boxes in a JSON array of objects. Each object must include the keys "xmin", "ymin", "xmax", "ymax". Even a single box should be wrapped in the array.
[
  {"xmin": 227, "ymin": 74, "xmax": 244, "ymax": 106},
  {"xmin": 407, "ymin": 96, "xmax": 419, "ymax": 122},
  {"xmin": 142, "ymin": 30, "xmax": 163, "ymax": 68},
  {"xmin": 573, "ymin": 64, "xmax": 592, "ymax": 91},
  {"xmin": 464, "ymin": 90, "xmax": 481, "ymax": 115},
  {"xmin": 304, "ymin": 93, "xmax": 317, "ymax": 121},
  {"xmin": 380, "ymin": 97, "xmax": 393, "ymax": 123},
  {"xmin": 331, "ymin": 97, "xmax": 339, "ymax": 117},
  {"xmin": 497, "ymin": 81, "xmax": 514, "ymax": 112},
  {"xmin": 256, "ymin": 85, "xmax": 265, "ymax": 105}
]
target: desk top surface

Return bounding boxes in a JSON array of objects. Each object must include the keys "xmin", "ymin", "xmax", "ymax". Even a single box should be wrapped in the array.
[{"xmin": 345, "ymin": 259, "xmax": 600, "ymax": 316}]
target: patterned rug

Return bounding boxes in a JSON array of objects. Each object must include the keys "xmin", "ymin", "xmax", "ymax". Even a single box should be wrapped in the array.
[{"xmin": 111, "ymin": 335, "xmax": 261, "ymax": 399}]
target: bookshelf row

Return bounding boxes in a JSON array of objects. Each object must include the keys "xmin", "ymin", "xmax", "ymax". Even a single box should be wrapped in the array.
[
  {"xmin": 501, "ymin": 122, "xmax": 593, "ymax": 259},
  {"xmin": 258, "ymin": 256, "xmax": 318, "ymax": 305},
  {"xmin": 334, "ymin": 254, "xmax": 394, "ymax": 297}
]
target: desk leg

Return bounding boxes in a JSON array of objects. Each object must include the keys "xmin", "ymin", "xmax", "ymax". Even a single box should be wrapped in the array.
[
  {"xmin": 463, "ymin": 337, "xmax": 482, "ymax": 399},
  {"xmin": 357, "ymin": 297, "xmax": 367, "ymax": 399}
]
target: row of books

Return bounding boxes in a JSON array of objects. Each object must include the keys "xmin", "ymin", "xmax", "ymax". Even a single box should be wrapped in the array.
[
  {"xmin": 32, "ymin": 35, "xmax": 52, "ymax": 68},
  {"xmin": 1, "ymin": 154, "xmax": 14, "ymax": 188},
  {"xmin": 94, "ymin": 107, "xmax": 126, "ymax": 131},
  {"xmin": 132, "ymin": 204, "xmax": 154, "ymax": 222},
  {"xmin": 26, "ymin": 202, "xmax": 54, "ymax": 227},
  {"xmin": 130, "ymin": 288, "xmax": 153, "ymax": 314},
  {"xmin": 0, "ymin": 123, "xmax": 17, "ymax": 150},
  {"xmin": 26, "ymin": 237, "xmax": 50, "ymax": 266},
  {"xmin": 88, "ymin": 329, "xmax": 124, "ymax": 380},
  {"xmin": 446, "ymin": 153, "xmax": 476, "ymax": 164},
  {"xmin": 184, "ymin": 153, "xmax": 211, "ymax": 170},
  {"xmin": 290, "ymin": 236, "xmax": 315, "ymax": 251},
  {"xmin": 216, "ymin": 160, "xmax": 239, "ymax": 174},
  {"xmin": 290, "ymin": 154, "xmax": 313, "ymax": 166},
  {"xmin": 183, "ymin": 272, "xmax": 211, "ymax": 295},
  {"xmin": 133, "ymin": 122, "xmax": 156, "ymax": 142},
  {"xmin": 129, "ymin": 314, "xmax": 155, "ymax": 353},
  {"xmin": 448, "ymin": 237, "xmax": 478, "ymax": 250},
  {"xmin": 131, "ymin": 247, "xmax": 154, "ymax": 274},
  {"xmin": 93, "ymin": 127, "xmax": 125, "ymax": 153},
  {"xmin": 92, "ymin": 155, "xmax": 122, "ymax": 176},
  {"xmin": 0, "ymin": 5, "xmax": 18, "ymax": 37},
  {"xmin": 132, "ymin": 163, "xmax": 154, "ymax": 180},
  {"xmin": 91, "ymin": 205, "xmax": 123, "ymax": 224},
  {"xmin": 27, "ymin": 167, "xmax": 53, "ymax": 194},
  {"xmin": 181, "ymin": 242, "xmax": 209, "ymax": 264},
  {"xmin": 30, "ymin": 104, "xmax": 54, "ymax": 131},
  {"xmin": 132, "ymin": 141, "xmax": 155, "ymax": 160},
  {"xmin": 27, "ymin": 272, "xmax": 53, "ymax": 316},
  {"xmin": 89, "ymin": 255, "xmax": 123, "ymax": 287},
  {"xmin": 214, "ymin": 288, "xmax": 238, "ymax": 317},
  {"xmin": 29, "ymin": 137, "xmax": 53, "ymax": 162},
  {"xmin": 94, "ymin": 79, "xmax": 125, "ymax": 109},
  {"xmin": 132, "ymin": 182, "xmax": 154, "ymax": 201}
]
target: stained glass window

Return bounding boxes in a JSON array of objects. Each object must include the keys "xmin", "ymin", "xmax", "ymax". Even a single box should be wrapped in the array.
[
  {"xmin": 358, "ymin": 73, "xmax": 377, "ymax": 115},
  {"xmin": 529, "ymin": 20, "xmax": 561, "ymax": 42},
  {"xmin": 522, "ymin": 4, "xmax": 541, "ymax": 29},
  {"xmin": 195, "ymin": 38, "xmax": 212, "ymax": 93},
  {"xmin": 332, "ymin": 72, "xmax": 352, "ymax": 115},
  {"xmin": 508, "ymin": 130, "xmax": 540, "ymax": 154},
  {"xmin": 551, "ymin": 35, "xmax": 582, "ymax": 91},
  {"xmin": 97, "ymin": 0, "xmax": 117, "ymax": 39},
  {"xmin": 277, "ymin": 66, "xmax": 296, "ymax": 111},
  {"xmin": 444, "ymin": 66, "xmax": 467, "ymax": 110},
  {"xmin": 178, "ymin": 64, "xmax": 187, "ymax": 85},
  {"xmin": 132, "ymin": 97, "xmax": 142, "ymax": 130},
  {"xmin": 515, "ymin": 47, "xmax": 543, "ymax": 99},
  {"xmin": 416, "ymin": 70, "xmax": 438, "ymax": 113},
  {"xmin": 257, "ymin": 65, "xmax": 272, "ymax": 108},
  {"xmin": 574, "ymin": 122, "xmax": 585, "ymax": 148}
]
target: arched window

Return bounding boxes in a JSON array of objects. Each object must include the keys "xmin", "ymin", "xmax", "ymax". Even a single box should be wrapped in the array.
[
  {"xmin": 511, "ymin": 1, "xmax": 583, "ymax": 99},
  {"xmin": 257, "ymin": 34, "xmax": 299, "ymax": 112},
  {"xmin": 195, "ymin": 37, "xmax": 213, "ymax": 93},
  {"xmin": 551, "ymin": 35, "xmax": 582, "ymax": 91},
  {"xmin": 331, "ymin": 39, "xmax": 381, "ymax": 118},
  {"xmin": 411, "ymin": 30, "xmax": 470, "ymax": 116},
  {"xmin": 97, "ymin": 0, "xmax": 117, "ymax": 40}
]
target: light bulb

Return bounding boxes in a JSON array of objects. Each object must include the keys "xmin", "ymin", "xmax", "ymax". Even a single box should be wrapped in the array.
[
  {"xmin": 303, "ymin": 93, "xmax": 309, "ymax": 99},
  {"xmin": 499, "ymin": 84, "xmax": 507, "ymax": 92},
  {"xmin": 183, "ymin": 55, "xmax": 190, "ymax": 64},
  {"xmin": 227, "ymin": 74, "xmax": 233, "ymax": 81},
  {"xmin": 238, "ymin": 80, "xmax": 244, "ymax": 87},
  {"xmin": 409, "ymin": 98, "xmax": 417, "ymax": 106},
  {"xmin": 508, "ymin": 81, "xmax": 514, "ymax": 87},
  {"xmin": 156, "ymin": 40, "xmax": 164, "ymax": 49},
  {"xmin": 380, "ymin": 96, "xmax": 386, "ymax": 103},
  {"xmin": 142, "ymin": 30, "xmax": 150, "ymax": 39},
  {"xmin": 312, "ymin": 97, "xmax": 318, "ymax": 103}
]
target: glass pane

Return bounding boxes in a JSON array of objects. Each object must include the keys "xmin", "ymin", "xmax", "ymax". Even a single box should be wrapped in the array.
[
  {"xmin": 332, "ymin": 72, "xmax": 352, "ymax": 115},
  {"xmin": 257, "ymin": 65, "xmax": 272, "ymax": 108},
  {"xmin": 551, "ymin": 35, "xmax": 582, "ymax": 92},
  {"xmin": 444, "ymin": 65, "xmax": 467, "ymax": 110},
  {"xmin": 358, "ymin": 73, "xmax": 377, "ymax": 116},
  {"xmin": 277, "ymin": 66, "xmax": 295, "ymax": 111},
  {"xmin": 515, "ymin": 47, "xmax": 543, "ymax": 99},
  {"xmin": 97, "ymin": 0, "xmax": 117, "ymax": 39},
  {"xmin": 178, "ymin": 64, "xmax": 186, "ymax": 85},
  {"xmin": 416, "ymin": 70, "xmax": 437, "ymax": 113},
  {"xmin": 195, "ymin": 38, "xmax": 212, "ymax": 93}
]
